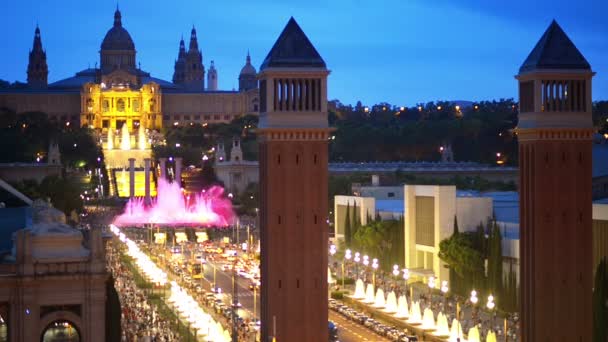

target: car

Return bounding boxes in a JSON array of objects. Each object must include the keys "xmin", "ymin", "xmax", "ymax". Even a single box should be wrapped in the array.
[{"xmin": 328, "ymin": 321, "xmax": 338, "ymax": 342}]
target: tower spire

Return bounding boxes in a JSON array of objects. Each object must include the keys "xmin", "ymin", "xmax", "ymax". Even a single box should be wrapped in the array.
[
  {"xmin": 27, "ymin": 25, "xmax": 48, "ymax": 89},
  {"xmin": 114, "ymin": 6, "xmax": 122, "ymax": 27}
]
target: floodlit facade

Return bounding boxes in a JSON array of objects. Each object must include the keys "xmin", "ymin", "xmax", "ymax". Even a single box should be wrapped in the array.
[{"xmin": 0, "ymin": 8, "xmax": 259, "ymax": 131}]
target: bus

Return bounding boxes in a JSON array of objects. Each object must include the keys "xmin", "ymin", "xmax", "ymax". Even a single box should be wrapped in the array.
[{"xmin": 188, "ymin": 263, "xmax": 204, "ymax": 279}]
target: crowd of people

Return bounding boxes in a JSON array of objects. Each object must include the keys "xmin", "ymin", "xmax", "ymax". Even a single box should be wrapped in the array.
[{"xmin": 107, "ymin": 246, "xmax": 181, "ymax": 342}]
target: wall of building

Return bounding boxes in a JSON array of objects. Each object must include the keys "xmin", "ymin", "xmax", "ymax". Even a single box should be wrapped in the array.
[
  {"xmin": 455, "ymin": 196, "xmax": 493, "ymax": 232},
  {"xmin": 333, "ymin": 195, "xmax": 375, "ymax": 239},
  {"xmin": 355, "ymin": 185, "xmax": 403, "ymax": 199},
  {"xmin": 0, "ymin": 92, "xmax": 81, "ymax": 123},
  {"xmin": 0, "ymin": 164, "xmax": 61, "ymax": 183},
  {"xmin": 162, "ymin": 90, "xmax": 258, "ymax": 125},
  {"xmin": 214, "ymin": 161, "xmax": 259, "ymax": 195}
]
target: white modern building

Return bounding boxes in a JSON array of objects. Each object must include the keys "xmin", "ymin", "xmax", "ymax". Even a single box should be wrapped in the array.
[{"xmin": 334, "ymin": 183, "xmax": 608, "ymax": 285}]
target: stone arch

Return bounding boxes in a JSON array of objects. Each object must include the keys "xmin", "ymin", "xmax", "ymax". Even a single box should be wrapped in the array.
[{"xmin": 39, "ymin": 311, "xmax": 83, "ymax": 342}]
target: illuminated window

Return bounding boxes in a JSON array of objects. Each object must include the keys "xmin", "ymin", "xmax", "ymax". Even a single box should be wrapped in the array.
[
  {"xmin": 102, "ymin": 100, "xmax": 109, "ymax": 112},
  {"xmin": 116, "ymin": 99, "xmax": 125, "ymax": 112},
  {"xmin": 133, "ymin": 99, "xmax": 140, "ymax": 112}
]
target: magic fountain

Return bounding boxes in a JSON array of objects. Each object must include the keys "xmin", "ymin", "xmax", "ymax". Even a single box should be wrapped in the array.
[
  {"xmin": 449, "ymin": 319, "xmax": 464, "ymax": 342},
  {"xmin": 384, "ymin": 291, "xmax": 397, "ymax": 313},
  {"xmin": 467, "ymin": 326, "xmax": 481, "ymax": 342},
  {"xmin": 395, "ymin": 295, "xmax": 409, "ymax": 318},
  {"xmin": 364, "ymin": 284, "xmax": 375, "ymax": 304},
  {"xmin": 421, "ymin": 308, "xmax": 436, "ymax": 330},
  {"xmin": 107, "ymin": 128, "xmax": 114, "ymax": 150},
  {"xmin": 374, "ymin": 288, "xmax": 386, "ymax": 308},
  {"xmin": 113, "ymin": 179, "xmax": 234, "ymax": 226},
  {"xmin": 121, "ymin": 124, "xmax": 131, "ymax": 150},
  {"xmin": 407, "ymin": 301, "xmax": 422, "ymax": 324},
  {"xmin": 353, "ymin": 279, "xmax": 365, "ymax": 299},
  {"xmin": 434, "ymin": 312, "xmax": 450, "ymax": 336}
]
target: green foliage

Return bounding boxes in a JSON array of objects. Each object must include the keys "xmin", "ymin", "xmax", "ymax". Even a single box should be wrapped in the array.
[
  {"xmin": 344, "ymin": 202, "xmax": 352, "ymax": 247},
  {"xmin": 11, "ymin": 176, "xmax": 83, "ymax": 215},
  {"xmin": 439, "ymin": 232, "xmax": 485, "ymax": 278},
  {"xmin": 155, "ymin": 114, "xmax": 259, "ymax": 166},
  {"xmin": 331, "ymin": 291, "xmax": 345, "ymax": 300},
  {"xmin": 353, "ymin": 219, "xmax": 404, "ymax": 270},
  {"xmin": 236, "ymin": 182, "xmax": 259, "ymax": 216},
  {"xmin": 593, "ymin": 258, "xmax": 608, "ymax": 342},
  {"xmin": 487, "ymin": 220, "xmax": 503, "ymax": 296},
  {"xmin": 330, "ymin": 99, "xmax": 519, "ymax": 164}
]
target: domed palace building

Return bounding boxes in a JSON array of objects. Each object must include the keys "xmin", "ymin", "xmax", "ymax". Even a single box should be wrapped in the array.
[{"xmin": 0, "ymin": 8, "xmax": 259, "ymax": 134}]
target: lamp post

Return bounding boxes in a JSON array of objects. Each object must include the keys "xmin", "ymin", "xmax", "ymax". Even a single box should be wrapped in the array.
[
  {"xmin": 403, "ymin": 268, "xmax": 411, "ymax": 300},
  {"xmin": 363, "ymin": 255, "xmax": 369, "ymax": 284},
  {"xmin": 470, "ymin": 290, "xmax": 479, "ymax": 324},
  {"xmin": 329, "ymin": 244, "xmax": 336, "ymax": 289},
  {"xmin": 371, "ymin": 258, "xmax": 379, "ymax": 288},
  {"xmin": 392, "ymin": 265, "xmax": 400, "ymax": 290},
  {"xmin": 354, "ymin": 252, "xmax": 361, "ymax": 280},
  {"xmin": 428, "ymin": 276, "xmax": 436, "ymax": 308},
  {"xmin": 486, "ymin": 294, "xmax": 496, "ymax": 333},
  {"xmin": 344, "ymin": 249, "xmax": 352, "ymax": 289},
  {"xmin": 440, "ymin": 280, "xmax": 449, "ymax": 312}
]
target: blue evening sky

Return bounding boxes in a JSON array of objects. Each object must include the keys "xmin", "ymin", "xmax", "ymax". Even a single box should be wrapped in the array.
[{"xmin": 0, "ymin": 0, "xmax": 606, "ymax": 105}]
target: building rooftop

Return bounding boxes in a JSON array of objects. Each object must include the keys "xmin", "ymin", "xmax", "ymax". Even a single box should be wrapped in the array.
[
  {"xmin": 260, "ymin": 17, "xmax": 326, "ymax": 70},
  {"xmin": 519, "ymin": 20, "xmax": 591, "ymax": 73},
  {"xmin": 375, "ymin": 199, "xmax": 404, "ymax": 214}
]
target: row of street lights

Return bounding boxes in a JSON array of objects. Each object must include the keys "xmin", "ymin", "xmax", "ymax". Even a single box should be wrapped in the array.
[{"xmin": 331, "ymin": 245, "xmax": 507, "ymax": 339}]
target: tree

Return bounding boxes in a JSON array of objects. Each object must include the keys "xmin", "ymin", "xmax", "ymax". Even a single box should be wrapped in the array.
[
  {"xmin": 352, "ymin": 201, "xmax": 360, "ymax": 243},
  {"xmin": 593, "ymin": 258, "xmax": 608, "ymax": 342},
  {"xmin": 344, "ymin": 202, "xmax": 352, "ymax": 246},
  {"xmin": 439, "ymin": 232, "xmax": 485, "ymax": 295},
  {"xmin": 487, "ymin": 220, "xmax": 503, "ymax": 296}
]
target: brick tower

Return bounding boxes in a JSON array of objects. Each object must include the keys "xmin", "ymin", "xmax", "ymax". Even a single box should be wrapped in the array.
[
  {"xmin": 257, "ymin": 17, "xmax": 331, "ymax": 342},
  {"xmin": 517, "ymin": 20, "xmax": 594, "ymax": 341}
]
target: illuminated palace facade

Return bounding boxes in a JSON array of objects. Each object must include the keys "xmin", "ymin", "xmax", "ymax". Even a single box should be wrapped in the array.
[{"xmin": 0, "ymin": 8, "xmax": 259, "ymax": 132}]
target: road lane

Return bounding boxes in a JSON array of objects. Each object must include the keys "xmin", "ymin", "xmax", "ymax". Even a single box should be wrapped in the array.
[{"xmin": 329, "ymin": 311, "xmax": 392, "ymax": 342}]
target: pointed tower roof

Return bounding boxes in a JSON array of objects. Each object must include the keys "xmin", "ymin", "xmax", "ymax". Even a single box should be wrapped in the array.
[
  {"xmin": 178, "ymin": 36, "xmax": 186, "ymax": 58},
  {"xmin": 32, "ymin": 25, "xmax": 43, "ymax": 52},
  {"xmin": 519, "ymin": 20, "xmax": 590, "ymax": 73},
  {"xmin": 189, "ymin": 26, "xmax": 199, "ymax": 51},
  {"xmin": 260, "ymin": 17, "xmax": 326, "ymax": 70}
]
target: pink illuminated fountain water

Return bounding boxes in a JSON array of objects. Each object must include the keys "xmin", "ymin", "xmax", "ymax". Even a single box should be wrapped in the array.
[{"xmin": 113, "ymin": 179, "xmax": 234, "ymax": 227}]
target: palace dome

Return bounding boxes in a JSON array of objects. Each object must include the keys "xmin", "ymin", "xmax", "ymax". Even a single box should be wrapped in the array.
[
  {"xmin": 240, "ymin": 63, "xmax": 256, "ymax": 76},
  {"xmin": 101, "ymin": 9, "xmax": 135, "ymax": 51}
]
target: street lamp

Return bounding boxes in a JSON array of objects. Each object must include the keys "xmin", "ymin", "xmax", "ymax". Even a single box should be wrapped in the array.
[
  {"xmin": 371, "ymin": 258, "xmax": 378, "ymax": 288},
  {"xmin": 354, "ymin": 252, "xmax": 361, "ymax": 279},
  {"xmin": 440, "ymin": 280, "xmax": 449, "ymax": 311},
  {"xmin": 403, "ymin": 268, "xmax": 411, "ymax": 299},
  {"xmin": 487, "ymin": 294, "xmax": 496, "ymax": 332},
  {"xmin": 344, "ymin": 249, "xmax": 352, "ymax": 288},
  {"xmin": 428, "ymin": 276, "xmax": 436, "ymax": 307},
  {"xmin": 470, "ymin": 290, "xmax": 479, "ymax": 323}
]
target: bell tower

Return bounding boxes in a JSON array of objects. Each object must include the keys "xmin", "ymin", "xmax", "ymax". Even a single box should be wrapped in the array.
[
  {"xmin": 27, "ymin": 25, "xmax": 48, "ymax": 89},
  {"xmin": 517, "ymin": 20, "xmax": 594, "ymax": 341},
  {"xmin": 258, "ymin": 17, "xmax": 330, "ymax": 342},
  {"xmin": 184, "ymin": 26, "xmax": 205, "ymax": 91}
]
